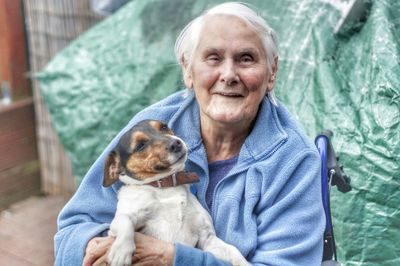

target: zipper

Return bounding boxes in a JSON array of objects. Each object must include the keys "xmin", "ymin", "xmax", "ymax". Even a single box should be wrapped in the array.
[
  {"xmin": 200, "ymin": 165, "xmax": 211, "ymax": 214},
  {"xmin": 210, "ymin": 137, "xmax": 287, "ymax": 220},
  {"xmin": 210, "ymin": 160, "xmax": 247, "ymax": 219},
  {"xmin": 186, "ymin": 144, "xmax": 211, "ymax": 213}
]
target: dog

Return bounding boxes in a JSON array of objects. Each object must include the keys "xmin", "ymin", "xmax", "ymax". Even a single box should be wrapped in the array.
[{"xmin": 103, "ymin": 119, "xmax": 249, "ymax": 266}]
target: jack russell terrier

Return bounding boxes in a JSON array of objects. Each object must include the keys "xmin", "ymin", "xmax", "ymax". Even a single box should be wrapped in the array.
[{"xmin": 103, "ymin": 119, "xmax": 249, "ymax": 266}]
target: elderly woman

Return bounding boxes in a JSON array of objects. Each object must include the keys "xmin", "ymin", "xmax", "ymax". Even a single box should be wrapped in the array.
[{"xmin": 55, "ymin": 2, "xmax": 325, "ymax": 266}]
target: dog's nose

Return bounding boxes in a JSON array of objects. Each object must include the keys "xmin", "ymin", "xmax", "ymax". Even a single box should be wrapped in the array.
[{"xmin": 168, "ymin": 139, "xmax": 182, "ymax": 153}]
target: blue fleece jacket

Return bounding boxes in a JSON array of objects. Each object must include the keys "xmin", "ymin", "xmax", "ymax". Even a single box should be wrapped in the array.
[{"xmin": 54, "ymin": 89, "xmax": 325, "ymax": 266}]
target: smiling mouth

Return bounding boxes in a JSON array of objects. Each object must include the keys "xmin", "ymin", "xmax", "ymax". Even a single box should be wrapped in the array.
[{"xmin": 216, "ymin": 92, "xmax": 243, "ymax": 97}]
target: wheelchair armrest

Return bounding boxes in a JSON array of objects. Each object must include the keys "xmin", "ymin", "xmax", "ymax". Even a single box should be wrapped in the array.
[{"xmin": 317, "ymin": 130, "xmax": 352, "ymax": 193}]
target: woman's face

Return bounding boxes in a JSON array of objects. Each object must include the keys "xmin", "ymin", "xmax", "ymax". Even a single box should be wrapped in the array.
[{"xmin": 185, "ymin": 15, "xmax": 274, "ymax": 126}]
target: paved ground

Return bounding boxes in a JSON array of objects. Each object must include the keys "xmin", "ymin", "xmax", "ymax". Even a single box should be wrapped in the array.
[{"xmin": 0, "ymin": 196, "xmax": 68, "ymax": 266}]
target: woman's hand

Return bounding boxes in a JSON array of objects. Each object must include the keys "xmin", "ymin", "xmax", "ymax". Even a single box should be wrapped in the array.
[
  {"xmin": 82, "ymin": 233, "xmax": 174, "ymax": 266},
  {"xmin": 133, "ymin": 232, "xmax": 175, "ymax": 266},
  {"xmin": 83, "ymin": 235, "xmax": 114, "ymax": 266}
]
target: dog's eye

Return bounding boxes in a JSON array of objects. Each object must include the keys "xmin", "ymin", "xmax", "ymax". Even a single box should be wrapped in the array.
[
  {"xmin": 160, "ymin": 124, "xmax": 169, "ymax": 132},
  {"xmin": 134, "ymin": 140, "xmax": 147, "ymax": 152}
]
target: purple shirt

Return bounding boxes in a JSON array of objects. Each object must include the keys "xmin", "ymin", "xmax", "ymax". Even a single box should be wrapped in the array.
[{"xmin": 206, "ymin": 156, "xmax": 238, "ymax": 210}]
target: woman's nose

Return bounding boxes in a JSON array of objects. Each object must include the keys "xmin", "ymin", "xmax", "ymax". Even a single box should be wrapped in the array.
[{"xmin": 220, "ymin": 60, "xmax": 239, "ymax": 86}]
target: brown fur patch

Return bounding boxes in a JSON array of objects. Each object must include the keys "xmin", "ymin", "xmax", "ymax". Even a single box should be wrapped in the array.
[
  {"xmin": 103, "ymin": 151, "xmax": 121, "ymax": 187},
  {"xmin": 130, "ymin": 131, "xmax": 150, "ymax": 151},
  {"xmin": 104, "ymin": 120, "xmax": 182, "ymax": 182},
  {"xmin": 149, "ymin": 120, "xmax": 162, "ymax": 130},
  {"xmin": 125, "ymin": 139, "xmax": 171, "ymax": 180},
  {"xmin": 149, "ymin": 120, "xmax": 174, "ymax": 135}
]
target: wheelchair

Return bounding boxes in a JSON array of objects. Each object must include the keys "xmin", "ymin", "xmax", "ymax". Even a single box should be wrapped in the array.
[{"xmin": 315, "ymin": 131, "xmax": 352, "ymax": 266}]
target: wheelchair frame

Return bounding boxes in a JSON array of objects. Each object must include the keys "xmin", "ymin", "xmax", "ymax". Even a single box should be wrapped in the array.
[{"xmin": 315, "ymin": 130, "xmax": 352, "ymax": 265}]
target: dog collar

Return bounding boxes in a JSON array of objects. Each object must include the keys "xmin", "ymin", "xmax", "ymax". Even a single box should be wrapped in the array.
[{"xmin": 146, "ymin": 171, "xmax": 199, "ymax": 188}]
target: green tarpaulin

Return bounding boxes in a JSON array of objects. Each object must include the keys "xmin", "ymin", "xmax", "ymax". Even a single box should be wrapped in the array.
[{"xmin": 37, "ymin": 0, "xmax": 399, "ymax": 265}]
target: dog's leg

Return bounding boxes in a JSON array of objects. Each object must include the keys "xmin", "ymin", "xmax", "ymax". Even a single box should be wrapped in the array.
[
  {"xmin": 108, "ymin": 214, "xmax": 136, "ymax": 266},
  {"xmin": 188, "ymin": 195, "xmax": 249, "ymax": 266},
  {"xmin": 199, "ymin": 235, "xmax": 249, "ymax": 266}
]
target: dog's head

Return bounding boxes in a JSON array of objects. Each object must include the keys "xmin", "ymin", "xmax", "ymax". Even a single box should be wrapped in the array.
[{"xmin": 103, "ymin": 119, "xmax": 188, "ymax": 187}]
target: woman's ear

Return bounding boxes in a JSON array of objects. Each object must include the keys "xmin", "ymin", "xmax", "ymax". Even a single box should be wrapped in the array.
[
  {"xmin": 267, "ymin": 56, "xmax": 279, "ymax": 92},
  {"xmin": 181, "ymin": 57, "xmax": 193, "ymax": 89}
]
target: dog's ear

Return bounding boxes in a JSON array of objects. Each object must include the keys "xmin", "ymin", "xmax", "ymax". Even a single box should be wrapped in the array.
[{"xmin": 103, "ymin": 151, "xmax": 121, "ymax": 187}]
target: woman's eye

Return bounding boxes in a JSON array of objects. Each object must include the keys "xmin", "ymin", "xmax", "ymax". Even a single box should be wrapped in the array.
[
  {"xmin": 206, "ymin": 55, "xmax": 220, "ymax": 63},
  {"xmin": 241, "ymin": 54, "xmax": 254, "ymax": 63}
]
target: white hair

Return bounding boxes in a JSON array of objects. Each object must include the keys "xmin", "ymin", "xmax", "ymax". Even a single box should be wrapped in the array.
[{"xmin": 174, "ymin": 2, "xmax": 279, "ymax": 105}]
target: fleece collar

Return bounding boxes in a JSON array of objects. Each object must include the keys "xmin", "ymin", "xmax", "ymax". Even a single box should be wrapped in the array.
[{"xmin": 168, "ymin": 90, "xmax": 288, "ymax": 164}]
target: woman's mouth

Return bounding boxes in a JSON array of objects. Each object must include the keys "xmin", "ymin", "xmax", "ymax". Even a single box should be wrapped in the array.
[{"xmin": 215, "ymin": 92, "xmax": 243, "ymax": 97}]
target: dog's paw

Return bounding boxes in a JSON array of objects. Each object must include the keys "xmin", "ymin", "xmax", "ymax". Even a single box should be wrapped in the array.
[
  {"xmin": 225, "ymin": 246, "xmax": 249, "ymax": 266},
  {"xmin": 107, "ymin": 241, "xmax": 135, "ymax": 266},
  {"xmin": 231, "ymin": 256, "xmax": 250, "ymax": 266},
  {"xmin": 203, "ymin": 236, "xmax": 250, "ymax": 266}
]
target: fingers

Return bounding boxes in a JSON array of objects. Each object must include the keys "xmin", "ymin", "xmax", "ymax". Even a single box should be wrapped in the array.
[
  {"xmin": 132, "ymin": 233, "xmax": 175, "ymax": 266},
  {"xmin": 134, "ymin": 232, "xmax": 159, "ymax": 246},
  {"xmin": 83, "ymin": 233, "xmax": 173, "ymax": 265},
  {"xmin": 83, "ymin": 236, "xmax": 114, "ymax": 266},
  {"xmin": 134, "ymin": 232, "xmax": 147, "ymax": 241},
  {"xmin": 92, "ymin": 254, "xmax": 109, "ymax": 266}
]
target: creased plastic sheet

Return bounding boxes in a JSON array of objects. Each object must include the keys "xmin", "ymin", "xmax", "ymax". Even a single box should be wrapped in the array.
[{"xmin": 37, "ymin": 0, "xmax": 399, "ymax": 265}]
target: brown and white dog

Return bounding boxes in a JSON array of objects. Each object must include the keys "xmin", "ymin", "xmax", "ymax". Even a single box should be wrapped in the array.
[{"xmin": 103, "ymin": 119, "xmax": 248, "ymax": 266}]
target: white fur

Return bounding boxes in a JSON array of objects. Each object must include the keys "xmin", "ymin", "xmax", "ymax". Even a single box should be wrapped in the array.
[{"xmin": 108, "ymin": 183, "xmax": 249, "ymax": 266}]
